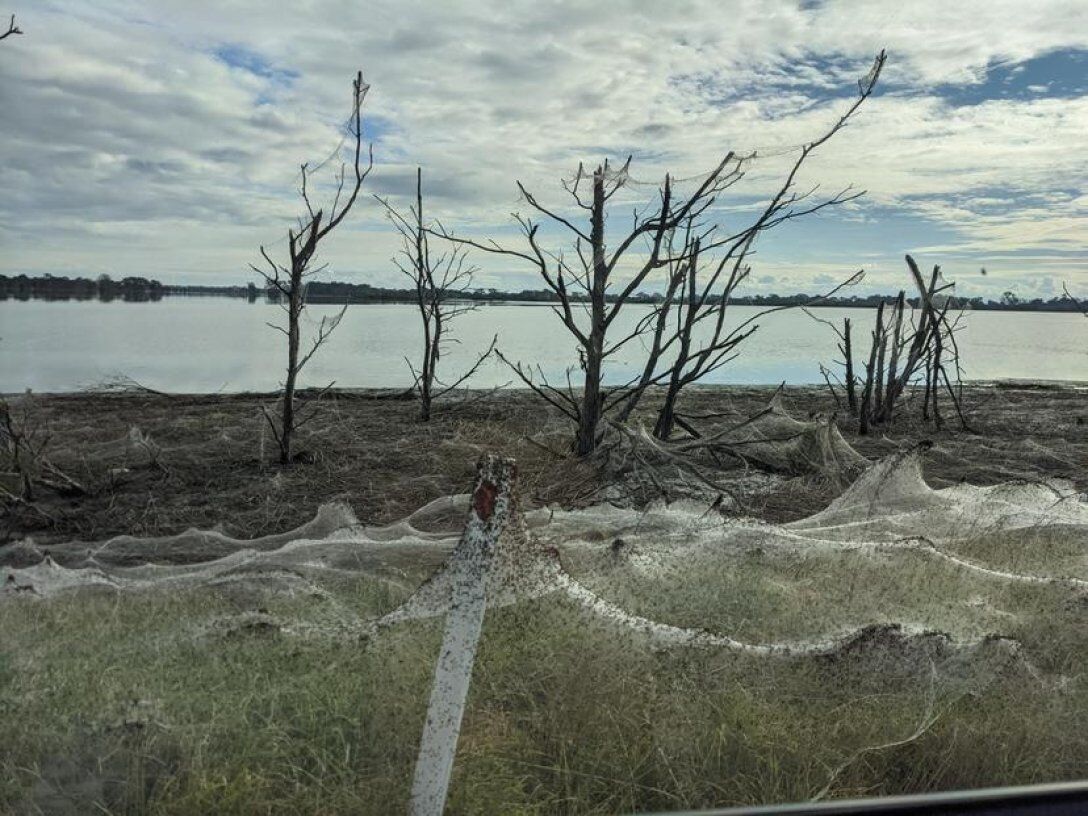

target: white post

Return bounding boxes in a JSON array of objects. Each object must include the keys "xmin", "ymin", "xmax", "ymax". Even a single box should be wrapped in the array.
[{"xmin": 408, "ymin": 456, "xmax": 515, "ymax": 816}]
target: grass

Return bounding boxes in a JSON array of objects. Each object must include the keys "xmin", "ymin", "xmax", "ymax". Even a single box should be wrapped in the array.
[
  {"xmin": 1, "ymin": 384, "xmax": 1087, "ymax": 813},
  {"xmin": 569, "ymin": 543, "xmax": 1072, "ymax": 642},
  {"xmin": 3, "ymin": 579, "xmax": 1085, "ymax": 814}
]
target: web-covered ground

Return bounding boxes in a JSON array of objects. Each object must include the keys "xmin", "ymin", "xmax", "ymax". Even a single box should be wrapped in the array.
[
  {"xmin": 5, "ymin": 384, "xmax": 1086, "ymax": 545},
  {"xmin": 3, "ymin": 390, "xmax": 1087, "ymax": 813}
]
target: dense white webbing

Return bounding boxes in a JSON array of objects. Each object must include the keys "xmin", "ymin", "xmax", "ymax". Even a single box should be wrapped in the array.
[{"xmin": 3, "ymin": 452, "xmax": 1086, "ymax": 656}]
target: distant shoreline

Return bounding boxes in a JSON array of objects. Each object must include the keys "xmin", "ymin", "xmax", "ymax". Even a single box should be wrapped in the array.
[
  {"xmin": 6, "ymin": 379, "xmax": 1087, "ymax": 400},
  {"xmin": 2, "ymin": 291, "xmax": 1085, "ymax": 314},
  {"xmin": 1, "ymin": 273, "xmax": 1083, "ymax": 313}
]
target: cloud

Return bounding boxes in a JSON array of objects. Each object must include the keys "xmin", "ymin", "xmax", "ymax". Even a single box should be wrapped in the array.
[{"xmin": 0, "ymin": 0, "xmax": 1085, "ymax": 295}]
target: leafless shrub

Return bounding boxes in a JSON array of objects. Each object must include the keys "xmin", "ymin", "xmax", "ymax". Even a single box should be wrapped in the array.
[
  {"xmin": 814, "ymin": 254, "xmax": 971, "ymax": 434},
  {"xmin": 1, "ymin": 390, "xmax": 51, "ymax": 501}
]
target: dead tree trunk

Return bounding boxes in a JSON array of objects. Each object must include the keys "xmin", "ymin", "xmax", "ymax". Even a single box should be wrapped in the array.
[
  {"xmin": 653, "ymin": 246, "xmax": 699, "ymax": 440},
  {"xmin": 930, "ymin": 328, "xmax": 944, "ymax": 429},
  {"xmin": 253, "ymin": 71, "xmax": 372, "ymax": 464},
  {"xmin": 881, "ymin": 292, "xmax": 906, "ymax": 424},
  {"xmin": 921, "ymin": 349, "xmax": 933, "ymax": 422},
  {"xmin": 843, "ymin": 318, "xmax": 857, "ymax": 415},
  {"xmin": 821, "ymin": 255, "xmax": 968, "ymax": 434},
  {"xmin": 858, "ymin": 301, "xmax": 885, "ymax": 435},
  {"xmin": 576, "ymin": 169, "xmax": 608, "ymax": 456},
  {"xmin": 415, "ymin": 169, "xmax": 435, "ymax": 421},
  {"xmin": 281, "ymin": 277, "xmax": 303, "ymax": 461},
  {"xmin": 873, "ymin": 303, "xmax": 888, "ymax": 421}
]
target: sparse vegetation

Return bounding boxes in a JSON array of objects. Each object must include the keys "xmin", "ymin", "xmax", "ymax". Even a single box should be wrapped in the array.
[
  {"xmin": 376, "ymin": 168, "xmax": 496, "ymax": 421},
  {"xmin": 812, "ymin": 255, "xmax": 971, "ymax": 434},
  {"xmin": 5, "ymin": 384, "xmax": 1083, "ymax": 546},
  {"xmin": 0, "ymin": 390, "xmax": 50, "ymax": 501}
]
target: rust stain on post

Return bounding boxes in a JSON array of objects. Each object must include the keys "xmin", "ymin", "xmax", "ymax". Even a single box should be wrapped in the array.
[{"xmin": 472, "ymin": 479, "xmax": 498, "ymax": 521}]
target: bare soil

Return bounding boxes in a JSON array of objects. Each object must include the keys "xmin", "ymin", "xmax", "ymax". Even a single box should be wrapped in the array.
[{"xmin": 3, "ymin": 383, "xmax": 1086, "ymax": 548}]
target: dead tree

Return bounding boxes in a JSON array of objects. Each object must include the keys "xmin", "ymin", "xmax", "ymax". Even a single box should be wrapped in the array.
[
  {"xmin": 251, "ymin": 71, "xmax": 372, "ymax": 464},
  {"xmin": 431, "ymin": 156, "xmax": 747, "ymax": 455},
  {"xmin": 885, "ymin": 256, "xmax": 970, "ymax": 430},
  {"xmin": 857, "ymin": 299, "xmax": 885, "ymax": 435},
  {"xmin": 376, "ymin": 169, "xmax": 497, "ymax": 421},
  {"xmin": 0, "ymin": 14, "xmax": 21, "ymax": 41},
  {"xmin": 613, "ymin": 220, "xmax": 864, "ymax": 441},
  {"xmin": 0, "ymin": 391, "xmax": 50, "ymax": 502},
  {"xmin": 610, "ymin": 51, "xmax": 883, "ymax": 440},
  {"xmin": 821, "ymin": 254, "xmax": 971, "ymax": 434},
  {"xmin": 645, "ymin": 253, "xmax": 863, "ymax": 441},
  {"xmin": 434, "ymin": 51, "xmax": 885, "ymax": 456},
  {"xmin": 1064, "ymin": 284, "xmax": 1087, "ymax": 317},
  {"xmin": 807, "ymin": 312, "xmax": 858, "ymax": 415}
]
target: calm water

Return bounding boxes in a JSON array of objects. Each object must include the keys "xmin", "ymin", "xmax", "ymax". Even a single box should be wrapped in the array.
[{"xmin": 1, "ymin": 299, "xmax": 1086, "ymax": 393}]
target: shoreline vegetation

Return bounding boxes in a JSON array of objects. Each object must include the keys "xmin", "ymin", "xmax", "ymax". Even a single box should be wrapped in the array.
[{"xmin": 1, "ymin": 272, "xmax": 1083, "ymax": 312}]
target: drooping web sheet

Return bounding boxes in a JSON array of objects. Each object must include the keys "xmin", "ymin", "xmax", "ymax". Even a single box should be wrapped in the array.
[
  {"xmin": 5, "ymin": 450, "xmax": 1086, "ymax": 661},
  {"xmin": 592, "ymin": 393, "xmax": 869, "ymax": 507}
]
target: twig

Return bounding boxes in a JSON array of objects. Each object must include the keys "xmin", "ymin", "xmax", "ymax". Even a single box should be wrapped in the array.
[{"xmin": 810, "ymin": 661, "xmax": 940, "ymax": 802}]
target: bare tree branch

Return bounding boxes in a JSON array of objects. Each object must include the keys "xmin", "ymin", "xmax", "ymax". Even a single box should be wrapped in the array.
[
  {"xmin": 377, "ymin": 168, "xmax": 495, "ymax": 420},
  {"xmin": 425, "ymin": 51, "xmax": 884, "ymax": 455},
  {"xmin": 0, "ymin": 14, "xmax": 22, "ymax": 41}
]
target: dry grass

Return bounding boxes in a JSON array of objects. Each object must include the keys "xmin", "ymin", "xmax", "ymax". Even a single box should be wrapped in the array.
[{"xmin": 1, "ymin": 383, "xmax": 1087, "ymax": 814}]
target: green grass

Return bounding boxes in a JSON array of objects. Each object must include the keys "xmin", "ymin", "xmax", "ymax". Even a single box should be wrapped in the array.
[
  {"xmin": 567, "ymin": 542, "xmax": 1078, "ymax": 644},
  {"xmin": 3, "ymin": 548, "xmax": 1087, "ymax": 814}
]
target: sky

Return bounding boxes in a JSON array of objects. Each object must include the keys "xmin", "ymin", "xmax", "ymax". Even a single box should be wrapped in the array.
[{"xmin": 0, "ymin": 0, "xmax": 1085, "ymax": 300}]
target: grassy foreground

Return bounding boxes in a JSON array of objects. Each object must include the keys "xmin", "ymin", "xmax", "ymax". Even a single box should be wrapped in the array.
[
  {"xmin": 2, "ymin": 384, "xmax": 1087, "ymax": 814},
  {"xmin": 2, "ymin": 565, "xmax": 1085, "ymax": 813}
]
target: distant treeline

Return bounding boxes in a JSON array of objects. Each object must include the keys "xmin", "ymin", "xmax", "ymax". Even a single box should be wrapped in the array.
[
  {"xmin": 231, "ymin": 280, "xmax": 1088, "ymax": 313},
  {"xmin": 0, "ymin": 274, "xmax": 257, "ymax": 302},
  {"xmin": 1, "ymin": 273, "xmax": 1082, "ymax": 312}
]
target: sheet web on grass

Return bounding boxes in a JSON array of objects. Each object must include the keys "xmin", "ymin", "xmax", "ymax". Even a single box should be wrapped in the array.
[
  {"xmin": 4, "ymin": 448, "xmax": 1086, "ymax": 661},
  {"xmin": 6, "ymin": 447, "xmax": 1088, "ymax": 811}
]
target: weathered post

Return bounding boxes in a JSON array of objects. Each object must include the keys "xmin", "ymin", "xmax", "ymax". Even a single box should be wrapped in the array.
[{"xmin": 408, "ymin": 455, "xmax": 517, "ymax": 816}]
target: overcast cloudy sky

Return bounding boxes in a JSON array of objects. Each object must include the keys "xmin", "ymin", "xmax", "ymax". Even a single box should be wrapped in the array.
[{"xmin": 1, "ymin": 0, "xmax": 1085, "ymax": 298}]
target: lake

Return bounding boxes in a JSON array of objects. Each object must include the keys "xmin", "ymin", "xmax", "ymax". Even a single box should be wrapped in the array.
[{"xmin": 1, "ymin": 299, "xmax": 1086, "ymax": 393}]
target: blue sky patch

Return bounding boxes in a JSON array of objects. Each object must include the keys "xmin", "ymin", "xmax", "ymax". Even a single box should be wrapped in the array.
[
  {"xmin": 932, "ymin": 47, "xmax": 1087, "ymax": 106},
  {"xmin": 213, "ymin": 44, "xmax": 299, "ymax": 87}
]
